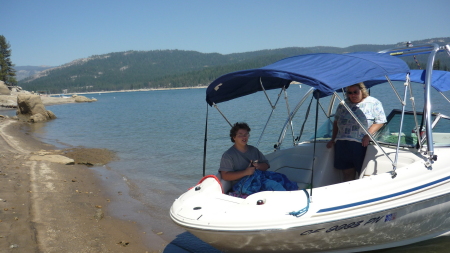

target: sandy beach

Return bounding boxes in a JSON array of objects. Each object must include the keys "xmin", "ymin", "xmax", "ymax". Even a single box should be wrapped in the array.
[{"xmin": 0, "ymin": 95, "xmax": 171, "ymax": 252}]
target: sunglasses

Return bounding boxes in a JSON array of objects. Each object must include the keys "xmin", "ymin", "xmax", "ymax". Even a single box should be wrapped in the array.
[{"xmin": 347, "ymin": 90, "xmax": 360, "ymax": 95}]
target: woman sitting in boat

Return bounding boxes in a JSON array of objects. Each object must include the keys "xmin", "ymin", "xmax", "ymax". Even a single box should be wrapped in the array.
[
  {"xmin": 219, "ymin": 122, "xmax": 298, "ymax": 197},
  {"xmin": 326, "ymin": 82, "xmax": 387, "ymax": 182}
]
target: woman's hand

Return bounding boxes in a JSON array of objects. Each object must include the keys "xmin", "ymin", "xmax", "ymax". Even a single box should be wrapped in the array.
[
  {"xmin": 326, "ymin": 140, "xmax": 335, "ymax": 148},
  {"xmin": 245, "ymin": 163, "xmax": 256, "ymax": 176},
  {"xmin": 363, "ymin": 123, "xmax": 383, "ymax": 147},
  {"xmin": 362, "ymin": 135, "xmax": 370, "ymax": 147},
  {"xmin": 251, "ymin": 160, "xmax": 269, "ymax": 171}
]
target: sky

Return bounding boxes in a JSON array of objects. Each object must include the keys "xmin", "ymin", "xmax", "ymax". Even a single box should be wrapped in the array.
[{"xmin": 2, "ymin": 0, "xmax": 449, "ymax": 66}]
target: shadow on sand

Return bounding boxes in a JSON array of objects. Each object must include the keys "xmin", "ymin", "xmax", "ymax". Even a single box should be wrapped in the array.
[{"xmin": 164, "ymin": 232, "xmax": 223, "ymax": 253}]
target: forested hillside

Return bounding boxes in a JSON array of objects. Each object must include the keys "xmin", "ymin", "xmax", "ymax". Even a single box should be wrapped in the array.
[{"xmin": 18, "ymin": 37, "xmax": 450, "ymax": 94}]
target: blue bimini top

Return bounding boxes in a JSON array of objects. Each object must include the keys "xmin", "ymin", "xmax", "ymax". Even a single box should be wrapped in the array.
[
  {"xmin": 366, "ymin": 69, "xmax": 450, "ymax": 92},
  {"xmin": 206, "ymin": 52, "xmax": 410, "ymax": 105}
]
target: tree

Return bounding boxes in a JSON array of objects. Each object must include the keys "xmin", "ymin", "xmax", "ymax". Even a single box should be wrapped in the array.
[{"xmin": 0, "ymin": 35, "xmax": 17, "ymax": 86}]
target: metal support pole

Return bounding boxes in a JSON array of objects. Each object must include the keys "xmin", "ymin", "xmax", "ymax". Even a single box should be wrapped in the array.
[
  {"xmin": 392, "ymin": 77, "xmax": 410, "ymax": 178},
  {"xmin": 423, "ymin": 44, "xmax": 439, "ymax": 160},
  {"xmin": 257, "ymin": 89, "xmax": 283, "ymax": 147},
  {"xmin": 213, "ymin": 103, "xmax": 232, "ymax": 127},
  {"xmin": 202, "ymin": 105, "xmax": 209, "ymax": 176}
]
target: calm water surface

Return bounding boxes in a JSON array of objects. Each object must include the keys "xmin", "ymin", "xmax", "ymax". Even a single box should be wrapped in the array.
[{"xmin": 12, "ymin": 84, "xmax": 450, "ymax": 252}]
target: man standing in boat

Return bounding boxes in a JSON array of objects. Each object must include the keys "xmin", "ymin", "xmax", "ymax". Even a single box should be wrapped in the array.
[{"xmin": 326, "ymin": 82, "xmax": 387, "ymax": 181}]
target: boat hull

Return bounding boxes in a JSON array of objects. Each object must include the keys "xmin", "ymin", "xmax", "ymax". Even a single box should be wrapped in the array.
[{"xmin": 176, "ymin": 191, "xmax": 450, "ymax": 252}]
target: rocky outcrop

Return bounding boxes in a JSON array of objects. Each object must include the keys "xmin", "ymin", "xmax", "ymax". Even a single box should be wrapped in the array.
[
  {"xmin": 0, "ymin": 97, "xmax": 16, "ymax": 108},
  {"xmin": 16, "ymin": 94, "xmax": 57, "ymax": 122},
  {"xmin": 29, "ymin": 154, "xmax": 75, "ymax": 165},
  {"xmin": 73, "ymin": 95, "xmax": 97, "ymax": 102},
  {"xmin": 0, "ymin": 81, "xmax": 11, "ymax": 95}
]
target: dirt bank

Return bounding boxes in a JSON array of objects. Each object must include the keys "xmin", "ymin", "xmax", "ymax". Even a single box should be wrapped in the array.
[{"xmin": 0, "ymin": 118, "xmax": 167, "ymax": 252}]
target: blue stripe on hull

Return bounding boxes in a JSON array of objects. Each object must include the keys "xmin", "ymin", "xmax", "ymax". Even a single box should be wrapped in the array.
[{"xmin": 317, "ymin": 175, "xmax": 450, "ymax": 213}]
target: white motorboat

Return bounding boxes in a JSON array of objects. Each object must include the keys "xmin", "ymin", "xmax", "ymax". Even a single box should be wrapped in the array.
[{"xmin": 170, "ymin": 43, "xmax": 450, "ymax": 252}]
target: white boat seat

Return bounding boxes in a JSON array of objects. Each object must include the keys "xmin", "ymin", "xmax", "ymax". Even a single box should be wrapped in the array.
[
  {"xmin": 215, "ymin": 172, "xmax": 232, "ymax": 193},
  {"xmin": 362, "ymin": 157, "xmax": 416, "ymax": 177},
  {"xmin": 269, "ymin": 154, "xmax": 314, "ymax": 188},
  {"xmin": 361, "ymin": 145, "xmax": 418, "ymax": 178}
]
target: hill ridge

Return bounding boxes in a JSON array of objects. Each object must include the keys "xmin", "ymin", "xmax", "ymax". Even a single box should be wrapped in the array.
[{"xmin": 18, "ymin": 37, "xmax": 450, "ymax": 93}]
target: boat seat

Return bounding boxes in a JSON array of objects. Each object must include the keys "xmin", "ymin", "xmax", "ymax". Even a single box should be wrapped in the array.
[
  {"xmin": 361, "ymin": 145, "xmax": 417, "ymax": 178},
  {"xmin": 269, "ymin": 154, "xmax": 313, "ymax": 188},
  {"xmin": 215, "ymin": 172, "xmax": 232, "ymax": 193},
  {"xmin": 362, "ymin": 157, "xmax": 416, "ymax": 177}
]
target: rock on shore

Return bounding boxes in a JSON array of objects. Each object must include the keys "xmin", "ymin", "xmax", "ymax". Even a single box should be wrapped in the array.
[
  {"xmin": 0, "ymin": 81, "xmax": 10, "ymax": 95},
  {"xmin": 0, "ymin": 89, "xmax": 97, "ymax": 120},
  {"xmin": 73, "ymin": 95, "xmax": 97, "ymax": 102},
  {"xmin": 16, "ymin": 94, "xmax": 57, "ymax": 122}
]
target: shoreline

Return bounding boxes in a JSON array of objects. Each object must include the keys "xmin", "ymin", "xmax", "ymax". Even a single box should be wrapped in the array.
[
  {"xmin": 0, "ymin": 118, "xmax": 174, "ymax": 252},
  {"xmin": 1, "ymin": 86, "xmax": 207, "ymax": 110},
  {"xmin": 49, "ymin": 85, "xmax": 207, "ymax": 97}
]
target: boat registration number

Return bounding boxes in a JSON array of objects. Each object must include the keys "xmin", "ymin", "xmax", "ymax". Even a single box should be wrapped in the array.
[{"xmin": 300, "ymin": 213, "xmax": 396, "ymax": 235}]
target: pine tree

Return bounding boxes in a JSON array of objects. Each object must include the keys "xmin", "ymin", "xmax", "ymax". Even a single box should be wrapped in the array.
[{"xmin": 0, "ymin": 35, "xmax": 17, "ymax": 86}]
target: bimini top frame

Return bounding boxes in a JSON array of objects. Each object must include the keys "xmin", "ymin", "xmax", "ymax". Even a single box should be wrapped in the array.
[
  {"xmin": 275, "ymin": 44, "xmax": 450, "ymax": 164},
  {"xmin": 379, "ymin": 43, "xmax": 450, "ymax": 162},
  {"xmin": 203, "ymin": 44, "xmax": 450, "ymax": 176}
]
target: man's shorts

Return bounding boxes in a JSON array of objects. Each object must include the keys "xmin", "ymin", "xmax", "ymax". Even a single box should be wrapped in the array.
[{"xmin": 334, "ymin": 140, "xmax": 367, "ymax": 173}]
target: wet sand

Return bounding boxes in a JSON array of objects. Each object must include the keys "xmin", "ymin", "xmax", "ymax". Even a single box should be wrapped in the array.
[
  {"xmin": 0, "ymin": 118, "xmax": 168, "ymax": 252},
  {"xmin": 0, "ymin": 95, "xmax": 176, "ymax": 252}
]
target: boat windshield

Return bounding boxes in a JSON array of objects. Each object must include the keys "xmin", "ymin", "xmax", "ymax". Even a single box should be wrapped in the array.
[
  {"xmin": 309, "ymin": 109, "xmax": 450, "ymax": 147},
  {"xmin": 374, "ymin": 110, "xmax": 450, "ymax": 147},
  {"xmin": 307, "ymin": 117, "xmax": 334, "ymax": 142}
]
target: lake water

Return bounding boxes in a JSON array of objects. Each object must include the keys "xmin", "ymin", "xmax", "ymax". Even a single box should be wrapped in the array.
[{"xmin": 5, "ymin": 83, "xmax": 450, "ymax": 252}]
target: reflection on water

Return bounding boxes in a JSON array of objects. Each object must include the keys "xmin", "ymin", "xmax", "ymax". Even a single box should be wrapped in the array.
[{"xmin": 371, "ymin": 236, "xmax": 450, "ymax": 252}]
